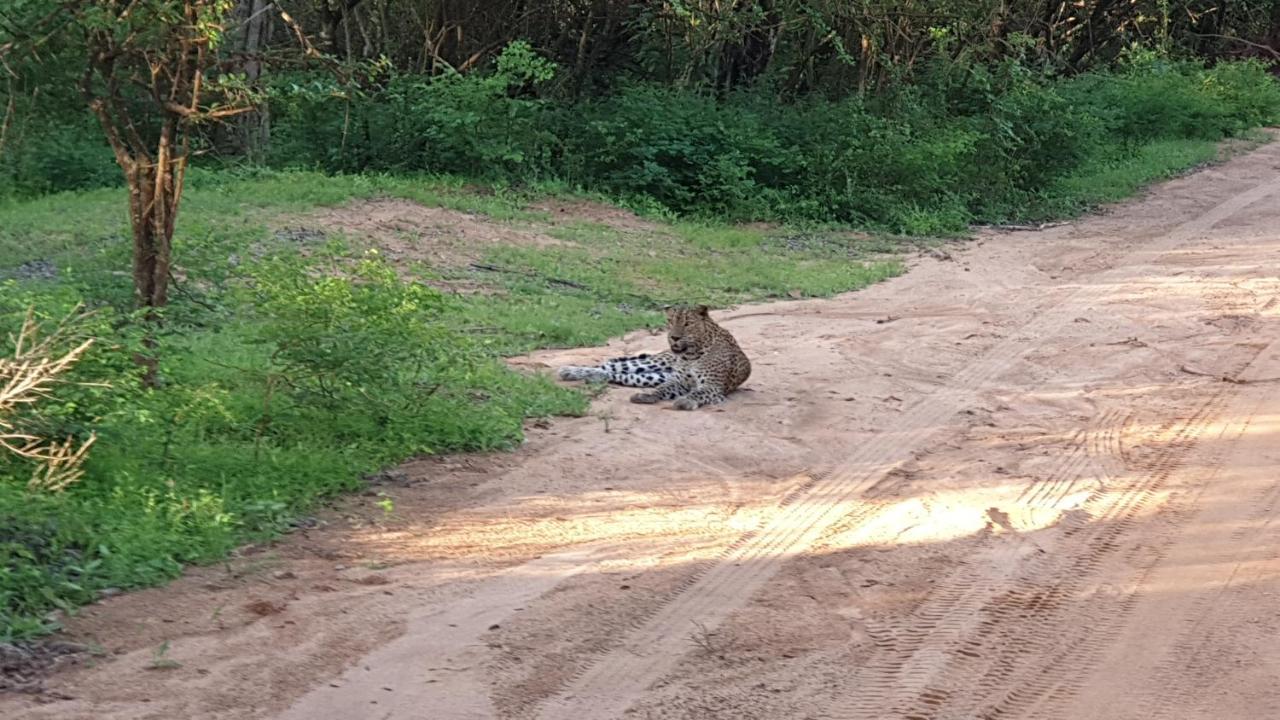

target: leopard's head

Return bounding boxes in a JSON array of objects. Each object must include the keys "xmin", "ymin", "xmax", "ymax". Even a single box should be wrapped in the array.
[{"xmin": 664, "ymin": 304, "xmax": 715, "ymax": 360}]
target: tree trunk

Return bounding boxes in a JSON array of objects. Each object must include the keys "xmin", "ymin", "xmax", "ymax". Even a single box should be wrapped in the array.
[
  {"xmin": 215, "ymin": 0, "xmax": 272, "ymax": 157},
  {"xmin": 127, "ymin": 165, "xmax": 165, "ymax": 310},
  {"xmin": 716, "ymin": 0, "xmax": 780, "ymax": 92},
  {"xmin": 85, "ymin": 99, "xmax": 178, "ymax": 315},
  {"xmin": 238, "ymin": 0, "xmax": 271, "ymax": 158},
  {"xmin": 113, "ymin": 115, "xmax": 185, "ymax": 385}
]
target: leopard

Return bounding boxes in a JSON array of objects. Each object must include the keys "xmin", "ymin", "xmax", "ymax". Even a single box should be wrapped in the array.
[{"xmin": 557, "ymin": 304, "xmax": 750, "ymax": 410}]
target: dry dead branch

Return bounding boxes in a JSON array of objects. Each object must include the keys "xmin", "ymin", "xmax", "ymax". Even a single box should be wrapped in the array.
[{"xmin": 0, "ymin": 306, "xmax": 101, "ymax": 491}]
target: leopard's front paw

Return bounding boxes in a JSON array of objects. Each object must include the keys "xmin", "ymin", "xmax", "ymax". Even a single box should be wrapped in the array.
[{"xmin": 631, "ymin": 392, "xmax": 660, "ymax": 404}]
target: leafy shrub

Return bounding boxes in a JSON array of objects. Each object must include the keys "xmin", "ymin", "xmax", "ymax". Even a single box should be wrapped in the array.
[
  {"xmin": 1202, "ymin": 59, "xmax": 1280, "ymax": 135},
  {"xmin": 564, "ymin": 86, "xmax": 785, "ymax": 217},
  {"xmin": 0, "ymin": 499, "xmax": 99, "ymax": 640},
  {"xmin": 246, "ymin": 252, "xmax": 451, "ymax": 413},
  {"xmin": 0, "ymin": 121, "xmax": 119, "ymax": 199},
  {"xmin": 269, "ymin": 41, "xmax": 562, "ymax": 178}
]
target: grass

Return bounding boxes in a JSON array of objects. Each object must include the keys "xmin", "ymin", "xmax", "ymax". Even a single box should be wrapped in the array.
[
  {"xmin": 1026, "ymin": 139, "xmax": 1219, "ymax": 219},
  {"xmin": 0, "ymin": 169, "xmax": 541, "ymax": 275},
  {"xmin": 444, "ymin": 220, "xmax": 904, "ymax": 354},
  {"xmin": 1021, "ymin": 131, "xmax": 1271, "ymax": 221}
]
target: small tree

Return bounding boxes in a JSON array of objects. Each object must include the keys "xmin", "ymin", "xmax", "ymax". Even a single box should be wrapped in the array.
[
  {"xmin": 75, "ymin": 0, "xmax": 255, "ymax": 312},
  {"xmin": 3, "ymin": 0, "xmax": 255, "ymax": 304}
]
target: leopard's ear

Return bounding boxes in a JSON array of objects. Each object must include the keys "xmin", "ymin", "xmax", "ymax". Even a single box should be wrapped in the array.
[{"xmin": 695, "ymin": 304, "xmax": 710, "ymax": 317}]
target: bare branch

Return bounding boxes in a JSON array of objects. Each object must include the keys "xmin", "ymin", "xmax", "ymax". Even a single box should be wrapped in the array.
[
  {"xmin": 1190, "ymin": 32, "xmax": 1280, "ymax": 60},
  {"xmin": 1, "ymin": 306, "xmax": 102, "ymax": 492}
]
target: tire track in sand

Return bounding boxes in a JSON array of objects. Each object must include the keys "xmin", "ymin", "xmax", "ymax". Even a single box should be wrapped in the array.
[
  {"xmin": 834, "ymin": 296, "xmax": 1280, "ymax": 719},
  {"xmin": 1018, "ymin": 407, "xmax": 1125, "ymax": 508},
  {"xmin": 1047, "ymin": 336, "xmax": 1280, "ymax": 720},
  {"xmin": 838, "ymin": 406, "xmax": 1131, "ymax": 719},
  {"xmin": 530, "ymin": 165, "xmax": 1280, "ymax": 720},
  {"xmin": 877, "ymin": 387, "xmax": 1234, "ymax": 720}
]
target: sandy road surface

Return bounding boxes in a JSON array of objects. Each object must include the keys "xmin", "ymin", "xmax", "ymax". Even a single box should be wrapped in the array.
[{"xmin": 6, "ymin": 137, "xmax": 1280, "ymax": 719}]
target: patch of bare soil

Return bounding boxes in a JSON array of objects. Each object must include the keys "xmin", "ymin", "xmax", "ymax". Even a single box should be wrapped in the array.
[
  {"xmin": 1, "ymin": 642, "xmax": 91, "ymax": 697},
  {"xmin": 529, "ymin": 198, "xmax": 664, "ymax": 234},
  {"xmin": 6, "ymin": 135, "xmax": 1280, "ymax": 720},
  {"xmin": 298, "ymin": 198, "xmax": 573, "ymax": 269}
]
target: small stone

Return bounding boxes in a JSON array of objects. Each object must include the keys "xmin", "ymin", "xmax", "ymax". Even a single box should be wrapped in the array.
[
  {"xmin": 45, "ymin": 641, "xmax": 89, "ymax": 656},
  {"xmin": 11, "ymin": 259, "xmax": 58, "ymax": 281}
]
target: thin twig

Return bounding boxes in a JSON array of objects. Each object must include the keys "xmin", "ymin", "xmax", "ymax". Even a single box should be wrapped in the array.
[
  {"xmin": 469, "ymin": 263, "xmax": 590, "ymax": 290},
  {"xmin": 1, "ymin": 306, "xmax": 100, "ymax": 491},
  {"xmin": 975, "ymin": 221, "xmax": 1068, "ymax": 232},
  {"xmin": 1190, "ymin": 33, "xmax": 1280, "ymax": 61},
  {"xmin": 167, "ymin": 268, "xmax": 220, "ymax": 313},
  {"xmin": 1179, "ymin": 364, "xmax": 1280, "ymax": 385},
  {"xmin": 1104, "ymin": 337, "xmax": 1148, "ymax": 347}
]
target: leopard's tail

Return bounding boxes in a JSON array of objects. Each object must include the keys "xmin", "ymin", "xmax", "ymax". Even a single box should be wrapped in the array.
[
  {"xmin": 557, "ymin": 365, "xmax": 612, "ymax": 382},
  {"xmin": 557, "ymin": 352, "xmax": 675, "ymax": 388}
]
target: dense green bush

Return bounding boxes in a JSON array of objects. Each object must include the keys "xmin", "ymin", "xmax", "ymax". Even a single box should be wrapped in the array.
[
  {"xmin": 264, "ymin": 45, "xmax": 1280, "ymax": 232},
  {"xmin": 268, "ymin": 40, "xmax": 562, "ymax": 176},
  {"xmin": 562, "ymin": 86, "xmax": 785, "ymax": 217},
  {"xmin": 0, "ymin": 121, "xmax": 119, "ymax": 199}
]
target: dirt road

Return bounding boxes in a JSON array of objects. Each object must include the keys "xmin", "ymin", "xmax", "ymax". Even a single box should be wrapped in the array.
[{"xmin": 7, "ymin": 137, "xmax": 1280, "ymax": 719}]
